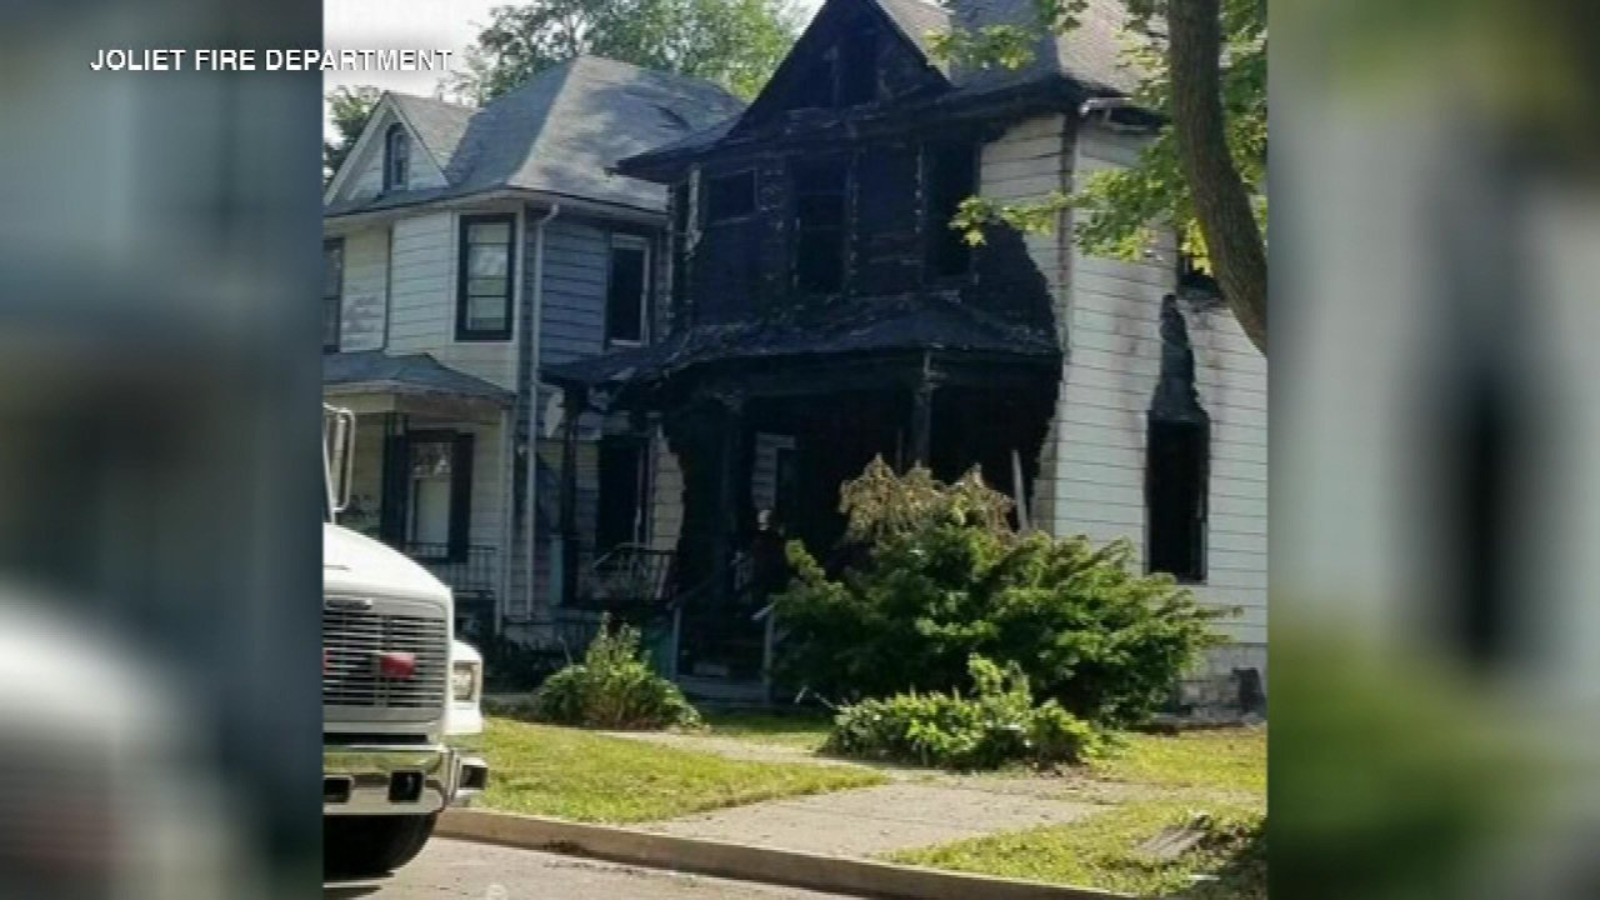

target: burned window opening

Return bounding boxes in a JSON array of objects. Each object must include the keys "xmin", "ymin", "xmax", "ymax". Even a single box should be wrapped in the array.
[
  {"xmin": 706, "ymin": 171, "xmax": 757, "ymax": 223},
  {"xmin": 1146, "ymin": 296, "xmax": 1210, "ymax": 582},
  {"xmin": 926, "ymin": 142, "xmax": 978, "ymax": 278},
  {"xmin": 793, "ymin": 159, "xmax": 849, "ymax": 294},
  {"xmin": 1146, "ymin": 419, "xmax": 1209, "ymax": 582},
  {"xmin": 596, "ymin": 436, "xmax": 649, "ymax": 554},
  {"xmin": 606, "ymin": 236, "xmax": 649, "ymax": 345}
]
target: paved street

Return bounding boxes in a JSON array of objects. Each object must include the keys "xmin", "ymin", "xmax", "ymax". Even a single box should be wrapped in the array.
[{"xmin": 326, "ymin": 839, "xmax": 856, "ymax": 900}]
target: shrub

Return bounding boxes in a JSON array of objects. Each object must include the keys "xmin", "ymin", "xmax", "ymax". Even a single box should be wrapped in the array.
[
  {"xmin": 529, "ymin": 618, "xmax": 703, "ymax": 730},
  {"xmin": 478, "ymin": 634, "xmax": 566, "ymax": 693},
  {"xmin": 825, "ymin": 655, "xmax": 1100, "ymax": 770},
  {"xmin": 775, "ymin": 459, "xmax": 1226, "ymax": 728}
]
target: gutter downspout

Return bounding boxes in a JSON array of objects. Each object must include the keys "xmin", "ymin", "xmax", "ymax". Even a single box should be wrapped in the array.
[{"xmin": 526, "ymin": 204, "xmax": 562, "ymax": 620}]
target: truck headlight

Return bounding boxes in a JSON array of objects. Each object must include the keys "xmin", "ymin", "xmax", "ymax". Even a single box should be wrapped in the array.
[{"xmin": 451, "ymin": 660, "xmax": 481, "ymax": 704}]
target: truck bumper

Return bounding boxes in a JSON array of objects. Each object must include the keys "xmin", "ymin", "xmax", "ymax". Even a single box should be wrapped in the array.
[{"xmin": 323, "ymin": 744, "xmax": 488, "ymax": 816}]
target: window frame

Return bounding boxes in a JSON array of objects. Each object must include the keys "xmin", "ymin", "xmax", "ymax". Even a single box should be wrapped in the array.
[
  {"xmin": 455, "ymin": 213, "xmax": 517, "ymax": 343},
  {"xmin": 322, "ymin": 237, "xmax": 344, "ymax": 354},
  {"xmin": 383, "ymin": 123, "xmax": 410, "ymax": 193},
  {"xmin": 595, "ymin": 435, "xmax": 651, "ymax": 555},
  {"xmin": 791, "ymin": 157, "xmax": 851, "ymax": 296},
  {"xmin": 704, "ymin": 169, "xmax": 758, "ymax": 225},
  {"xmin": 604, "ymin": 233, "xmax": 651, "ymax": 348}
]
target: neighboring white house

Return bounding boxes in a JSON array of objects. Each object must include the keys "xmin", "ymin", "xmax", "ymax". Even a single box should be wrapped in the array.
[{"xmin": 320, "ymin": 56, "xmax": 745, "ymax": 641}]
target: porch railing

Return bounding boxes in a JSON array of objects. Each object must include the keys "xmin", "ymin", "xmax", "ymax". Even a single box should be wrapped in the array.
[{"xmin": 402, "ymin": 543, "xmax": 497, "ymax": 598}]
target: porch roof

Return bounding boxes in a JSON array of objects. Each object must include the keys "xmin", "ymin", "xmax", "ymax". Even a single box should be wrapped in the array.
[
  {"xmin": 542, "ymin": 291, "xmax": 1060, "ymax": 394},
  {"xmin": 323, "ymin": 351, "xmax": 515, "ymax": 407}
]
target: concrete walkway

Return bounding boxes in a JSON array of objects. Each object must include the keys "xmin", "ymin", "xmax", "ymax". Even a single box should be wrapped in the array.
[
  {"xmin": 639, "ymin": 781, "xmax": 1104, "ymax": 857},
  {"xmin": 594, "ymin": 728, "xmax": 1111, "ymax": 858}
]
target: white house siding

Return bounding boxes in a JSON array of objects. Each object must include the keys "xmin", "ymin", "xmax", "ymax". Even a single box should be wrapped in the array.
[
  {"xmin": 338, "ymin": 227, "xmax": 388, "ymax": 353},
  {"xmin": 979, "ymin": 114, "xmax": 1074, "ymax": 533},
  {"xmin": 386, "ymin": 208, "xmax": 522, "ymax": 392},
  {"xmin": 1015, "ymin": 120, "xmax": 1268, "ymax": 708},
  {"xmin": 649, "ymin": 431, "xmax": 685, "ymax": 554}
]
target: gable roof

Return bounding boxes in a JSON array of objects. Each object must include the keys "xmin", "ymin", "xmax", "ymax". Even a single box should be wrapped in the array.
[
  {"xmin": 388, "ymin": 94, "xmax": 477, "ymax": 173},
  {"xmin": 326, "ymin": 56, "xmax": 746, "ymax": 219},
  {"xmin": 619, "ymin": 0, "xmax": 1147, "ymax": 176}
]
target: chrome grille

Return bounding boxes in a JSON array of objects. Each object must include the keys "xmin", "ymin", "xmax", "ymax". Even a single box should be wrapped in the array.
[{"xmin": 322, "ymin": 602, "xmax": 448, "ymax": 714}]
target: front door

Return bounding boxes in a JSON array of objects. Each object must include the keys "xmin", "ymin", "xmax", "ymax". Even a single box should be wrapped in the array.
[{"xmin": 380, "ymin": 430, "xmax": 474, "ymax": 562}]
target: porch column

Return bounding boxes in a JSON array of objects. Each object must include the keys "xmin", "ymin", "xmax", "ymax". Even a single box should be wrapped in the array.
[
  {"xmin": 559, "ymin": 386, "xmax": 584, "ymax": 606},
  {"xmin": 711, "ymin": 391, "xmax": 748, "ymax": 604}
]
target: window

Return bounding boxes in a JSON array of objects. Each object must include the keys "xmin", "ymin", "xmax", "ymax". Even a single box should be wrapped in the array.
[
  {"xmin": 606, "ymin": 235, "xmax": 649, "ymax": 345},
  {"xmin": 322, "ymin": 238, "xmax": 344, "ymax": 353},
  {"xmin": 793, "ymin": 159, "xmax": 848, "ymax": 294},
  {"xmin": 596, "ymin": 437, "xmax": 648, "ymax": 554},
  {"xmin": 383, "ymin": 123, "xmax": 410, "ymax": 192},
  {"xmin": 456, "ymin": 214, "xmax": 515, "ymax": 341},
  {"xmin": 1146, "ymin": 419, "xmax": 1209, "ymax": 581},
  {"xmin": 706, "ymin": 171, "xmax": 757, "ymax": 223},
  {"xmin": 926, "ymin": 143, "xmax": 978, "ymax": 278}
]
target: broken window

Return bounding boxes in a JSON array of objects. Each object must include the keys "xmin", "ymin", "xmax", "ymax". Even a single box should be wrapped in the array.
[
  {"xmin": 793, "ymin": 159, "xmax": 848, "ymax": 293},
  {"xmin": 706, "ymin": 170, "xmax": 757, "ymax": 223},
  {"xmin": 1146, "ymin": 419, "xmax": 1209, "ymax": 581},
  {"xmin": 606, "ymin": 235, "xmax": 649, "ymax": 345},
  {"xmin": 926, "ymin": 143, "xmax": 978, "ymax": 278},
  {"xmin": 596, "ymin": 437, "xmax": 649, "ymax": 553}
]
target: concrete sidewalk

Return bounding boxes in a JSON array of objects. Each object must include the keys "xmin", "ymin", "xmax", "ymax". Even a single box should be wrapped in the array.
[
  {"xmin": 640, "ymin": 781, "xmax": 1102, "ymax": 858},
  {"xmin": 598, "ymin": 731, "xmax": 1108, "ymax": 859}
]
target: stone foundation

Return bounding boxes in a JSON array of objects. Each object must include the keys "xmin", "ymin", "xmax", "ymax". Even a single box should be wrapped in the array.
[{"xmin": 1173, "ymin": 642, "xmax": 1268, "ymax": 720}]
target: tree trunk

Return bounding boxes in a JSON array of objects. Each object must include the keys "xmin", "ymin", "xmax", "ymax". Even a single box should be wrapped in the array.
[{"xmin": 1166, "ymin": 0, "xmax": 1269, "ymax": 356}]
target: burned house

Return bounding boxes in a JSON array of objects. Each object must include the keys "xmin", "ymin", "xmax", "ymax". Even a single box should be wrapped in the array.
[{"xmin": 541, "ymin": 0, "xmax": 1267, "ymax": 708}]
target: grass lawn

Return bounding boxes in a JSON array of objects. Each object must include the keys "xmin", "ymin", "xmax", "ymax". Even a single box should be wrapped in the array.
[
  {"xmin": 700, "ymin": 708, "xmax": 835, "ymax": 753},
  {"xmin": 1091, "ymin": 728, "xmax": 1267, "ymax": 795},
  {"xmin": 891, "ymin": 727, "xmax": 1266, "ymax": 898},
  {"xmin": 460, "ymin": 717, "xmax": 883, "ymax": 824}
]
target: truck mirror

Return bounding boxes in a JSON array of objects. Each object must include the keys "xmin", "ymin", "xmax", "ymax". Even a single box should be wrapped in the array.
[{"xmin": 323, "ymin": 405, "xmax": 356, "ymax": 518}]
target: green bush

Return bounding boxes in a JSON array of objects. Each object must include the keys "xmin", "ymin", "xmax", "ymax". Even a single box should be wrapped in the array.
[
  {"xmin": 825, "ymin": 655, "xmax": 1100, "ymax": 770},
  {"xmin": 529, "ymin": 618, "xmax": 703, "ymax": 730},
  {"xmin": 775, "ymin": 459, "xmax": 1226, "ymax": 728}
]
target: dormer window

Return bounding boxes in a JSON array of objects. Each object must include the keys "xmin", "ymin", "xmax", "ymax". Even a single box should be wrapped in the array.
[{"xmin": 383, "ymin": 123, "xmax": 410, "ymax": 192}]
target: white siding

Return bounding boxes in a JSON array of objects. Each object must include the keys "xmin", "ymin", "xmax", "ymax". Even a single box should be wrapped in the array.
[
  {"xmin": 649, "ymin": 430, "xmax": 685, "ymax": 554},
  {"xmin": 980, "ymin": 113, "xmax": 1073, "ymax": 531},
  {"xmin": 339, "ymin": 227, "xmax": 388, "ymax": 352},
  {"xmin": 1037, "ymin": 122, "xmax": 1268, "ymax": 647},
  {"xmin": 386, "ymin": 208, "xmax": 520, "ymax": 391}
]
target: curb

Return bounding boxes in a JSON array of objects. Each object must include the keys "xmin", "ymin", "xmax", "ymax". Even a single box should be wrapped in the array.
[{"xmin": 438, "ymin": 808, "xmax": 1132, "ymax": 900}]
